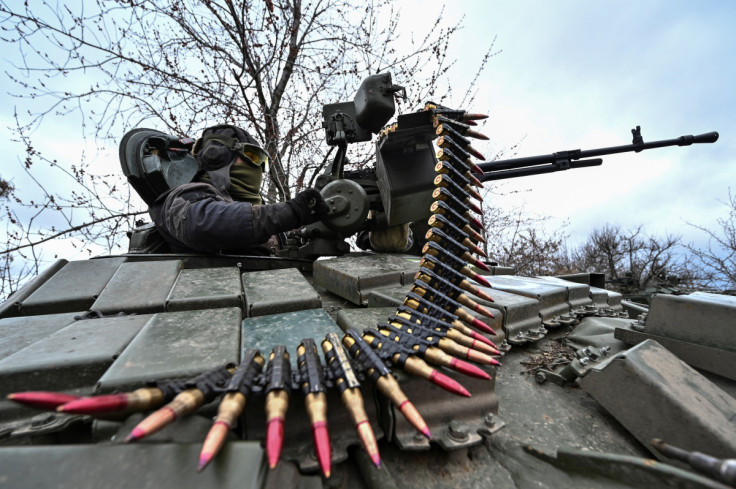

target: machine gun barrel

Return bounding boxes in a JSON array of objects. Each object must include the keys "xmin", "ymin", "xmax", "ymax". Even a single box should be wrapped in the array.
[{"xmin": 478, "ymin": 129, "xmax": 719, "ymax": 182}]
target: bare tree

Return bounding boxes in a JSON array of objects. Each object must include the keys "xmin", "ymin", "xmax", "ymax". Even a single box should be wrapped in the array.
[
  {"xmin": 479, "ymin": 185, "xmax": 570, "ymax": 276},
  {"xmin": 0, "ymin": 0, "xmax": 498, "ymax": 300},
  {"xmin": 686, "ymin": 189, "xmax": 736, "ymax": 289},
  {"xmin": 570, "ymin": 224, "xmax": 707, "ymax": 293},
  {"xmin": 1, "ymin": 0, "xmax": 493, "ymax": 200}
]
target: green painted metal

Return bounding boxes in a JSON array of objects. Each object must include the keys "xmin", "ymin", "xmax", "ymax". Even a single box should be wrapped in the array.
[
  {"xmin": 0, "ymin": 442, "xmax": 265, "ymax": 489},
  {"xmin": 97, "ymin": 308, "xmax": 241, "ymax": 392},
  {"xmin": 242, "ymin": 268, "xmax": 321, "ymax": 317},
  {"xmin": 313, "ymin": 253, "xmax": 418, "ymax": 305},
  {"xmin": 0, "ymin": 313, "xmax": 151, "ymax": 396},
  {"xmin": 242, "ymin": 308, "xmax": 341, "ymax": 358},
  {"xmin": 166, "ymin": 267, "xmax": 243, "ymax": 312},
  {"xmin": 579, "ymin": 339, "xmax": 736, "ymax": 462},
  {"xmin": 19, "ymin": 258, "xmax": 128, "ymax": 315},
  {"xmin": 0, "ymin": 311, "xmax": 80, "ymax": 361},
  {"xmin": 92, "ymin": 260, "xmax": 183, "ymax": 314}
]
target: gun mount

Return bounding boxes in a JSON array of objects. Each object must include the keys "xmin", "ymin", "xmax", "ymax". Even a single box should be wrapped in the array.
[{"xmin": 285, "ymin": 76, "xmax": 720, "ymax": 260}]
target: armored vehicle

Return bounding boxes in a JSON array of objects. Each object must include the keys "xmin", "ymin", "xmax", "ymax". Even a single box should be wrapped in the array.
[{"xmin": 1, "ymin": 73, "xmax": 733, "ymax": 489}]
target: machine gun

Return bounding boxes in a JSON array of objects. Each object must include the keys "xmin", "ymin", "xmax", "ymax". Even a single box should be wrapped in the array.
[
  {"xmin": 281, "ymin": 73, "xmax": 719, "ymax": 259},
  {"xmin": 477, "ymin": 126, "xmax": 719, "ymax": 181}
]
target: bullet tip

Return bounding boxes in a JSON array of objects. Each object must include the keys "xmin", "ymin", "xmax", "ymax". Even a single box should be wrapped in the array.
[
  {"xmin": 430, "ymin": 370, "xmax": 471, "ymax": 397},
  {"xmin": 451, "ymin": 358, "xmax": 491, "ymax": 380},
  {"xmin": 312, "ymin": 422, "xmax": 332, "ymax": 479},
  {"xmin": 56, "ymin": 394, "xmax": 127, "ymax": 415},
  {"xmin": 7, "ymin": 391, "xmax": 82, "ymax": 411},
  {"xmin": 471, "ymin": 318, "xmax": 496, "ymax": 335},
  {"xmin": 372, "ymin": 453, "xmax": 382, "ymax": 468},
  {"xmin": 125, "ymin": 427, "xmax": 146, "ymax": 443},
  {"xmin": 197, "ymin": 454, "xmax": 212, "ymax": 472},
  {"xmin": 473, "ymin": 274, "xmax": 491, "ymax": 287},
  {"xmin": 266, "ymin": 418, "xmax": 285, "ymax": 470},
  {"xmin": 476, "ymin": 305, "xmax": 495, "ymax": 319}
]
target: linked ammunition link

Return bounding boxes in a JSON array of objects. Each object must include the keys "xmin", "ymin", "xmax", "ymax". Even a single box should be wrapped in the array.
[
  {"xmin": 432, "ymin": 186, "xmax": 476, "ymax": 213},
  {"xmin": 265, "ymin": 345, "xmax": 292, "ymax": 394},
  {"xmin": 361, "ymin": 329, "xmax": 415, "ymax": 368},
  {"xmin": 423, "ymin": 240, "xmax": 472, "ymax": 271},
  {"xmin": 373, "ymin": 324, "xmax": 438, "ymax": 352},
  {"xmin": 297, "ymin": 338, "xmax": 327, "ymax": 395},
  {"xmin": 414, "ymin": 278, "xmax": 462, "ymax": 304},
  {"xmin": 395, "ymin": 304, "xmax": 454, "ymax": 332},
  {"xmin": 389, "ymin": 314, "xmax": 449, "ymax": 339},
  {"xmin": 344, "ymin": 328, "xmax": 392, "ymax": 382},
  {"xmin": 421, "ymin": 253, "xmax": 470, "ymax": 283},
  {"xmin": 150, "ymin": 364, "xmax": 233, "ymax": 402},
  {"xmin": 406, "ymin": 291, "xmax": 460, "ymax": 322},
  {"xmin": 417, "ymin": 267, "xmax": 466, "ymax": 297},
  {"xmin": 322, "ymin": 333, "xmax": 361, "ymax": 393},
  {"xmin": 225, "ymin": 349, "xmax": 263, "ymax": 396},
  {"xmin": 426, "ymin": 227, "xmax": 471, "ymax": 256}
]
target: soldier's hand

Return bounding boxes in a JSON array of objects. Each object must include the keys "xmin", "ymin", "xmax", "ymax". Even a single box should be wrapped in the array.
[{"xmin": 291, "ymin": 188, "xmax": 329, "ymax": 224}]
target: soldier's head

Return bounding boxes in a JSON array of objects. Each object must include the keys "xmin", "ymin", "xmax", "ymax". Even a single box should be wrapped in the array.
[{"xmin": 193, "ymin": 124, "xmax": 269, "ymax": 204}]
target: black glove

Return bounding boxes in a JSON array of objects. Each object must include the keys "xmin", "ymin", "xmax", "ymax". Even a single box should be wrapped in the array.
[{"xmin": 288, "ymin": 188, "xmax": 329, "ymax": 225}]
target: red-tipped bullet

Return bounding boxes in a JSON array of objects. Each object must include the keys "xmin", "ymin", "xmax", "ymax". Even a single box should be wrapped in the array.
[
  {"xmin": 467, "ymin": 172, "xmax": 483, "ymax": 189},
  {"xmin": 468, "ymin": 338, "xmax": 500, "ymax": 356},
  {"xmin": 466, "ymin": 240, "xmax": 487, "ymax": 258},
  {"xmin": 356, "ymin": 420, "xmax": 381, "ymax": 468},
  {"xmin": 470, "ymin": 286, "xmax": 495, "ymax": 304},
  {"xmin": 126, "ymin": 426, "xmax": 148, "ymax": 443},
  {"xmin": 312, "ymin": 420, "xmax": 332, "ymax": 478},
  {"xmin": 449, "ymin": 358, "xmax": 491, "ymax": 380},
  {"xmin": 464, "ymin": 128, "xmax": 489, "ymax": 140},
  {"xmin": 467, "ymin": 199, "xmax": 483, "ymax": 215},
  {"xmin": 125, "ymin": 405, "xmax": 179, "ymax": 442},
  {"xmin": 472, "ymin": 273, "xmax": 491, "ymax": 288},
  {"xmin": 466, "ymin": 145, "xmax": 486, "ymax": 161},
  {"xmin": 469, "ymin": 331, "xmax": 499, "ymax": 350},
  {"xmin": 472, "ymin": 303, "xmax": 495, "ymax": 318},
  {"xmin": 399, "ymin": 400, "xmax": 431, "ymax": 439},
  {"xmin": 469, "ymin": 216, "xmax": 484, "ymax": 231},
  {"xmin": 463, "ymin": 113, "xmax": 489, "ymax": 121},
  {"xmin": 264, "ymin": 347, "xmax": 291, "ymax": 470},
  {"xmin": 198, "ymin": 421, "xmax": 229, "ymax": 471},
  {"xmin": 266, "ymin": 417, "xmax": 285, "ymax": 469},
  {"xmin": 58, "ymin": 393, "xmax": 128, "ymax": 414},
  {"xmin": 472, "ymin": 258, "xmax": 491, "ymax": 272},
  {"xmin": 429, "ymin": 370, "xmax": 471, "ymax": 397},
  {"xmin": 471, "ymin": 317, "xmax": 497, "ymax": 336},
  {"xmin": 8, "ymin": 392, "xmax": 81, "ymax": 411},
  {"xmin": 57, "ymin": 387, "xmax": 164, "ymax": 415},
  {"xmin": 466, "ymin": 348, "xmax": 500, "ymax": 366}
]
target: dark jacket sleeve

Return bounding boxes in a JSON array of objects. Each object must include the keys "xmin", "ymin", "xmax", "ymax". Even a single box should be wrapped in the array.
[
  {"xmin": 150, "ymin": 182, "xmax": 305, "ymax": 254},
  {"xmin": 183, "ymin": 198, "xmax": 257, "ymax": 252}
]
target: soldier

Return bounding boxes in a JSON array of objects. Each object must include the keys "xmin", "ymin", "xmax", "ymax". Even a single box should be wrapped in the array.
[{"xmin": 149, "ymin": 125, "xmax": 328, "ymax": 254}]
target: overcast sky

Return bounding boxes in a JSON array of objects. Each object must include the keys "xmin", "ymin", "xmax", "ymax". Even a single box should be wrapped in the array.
[
  {"xmin": 2, "ymin": 0, "xmax": 734, "ymax": 263},
  {"xmin": 414, "ymin": 0, "xmax": 735, "ymax": 248}
]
